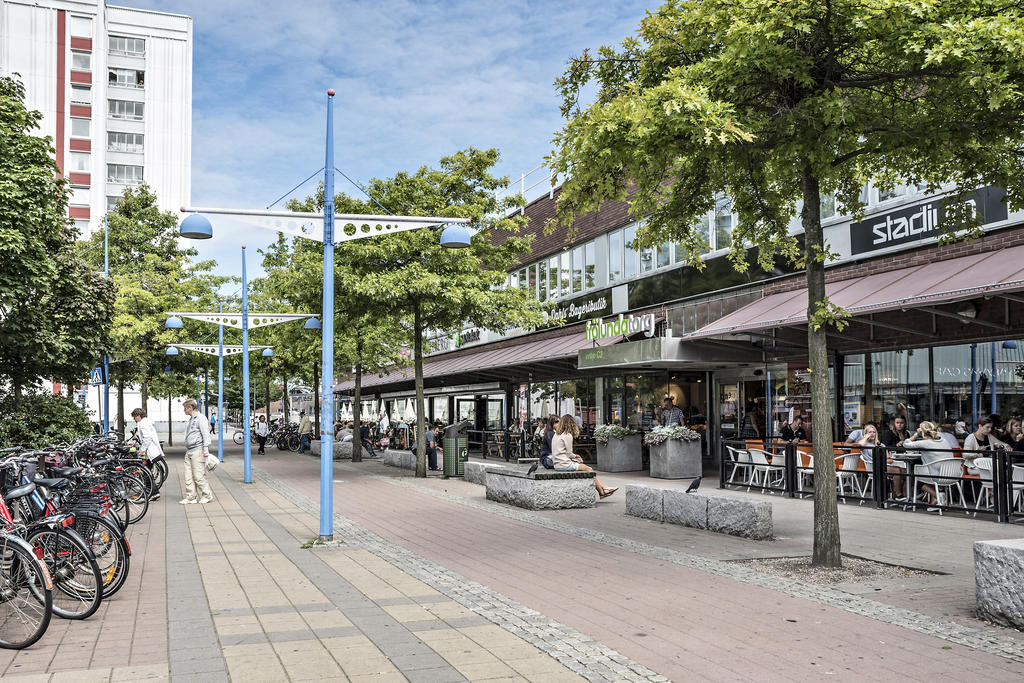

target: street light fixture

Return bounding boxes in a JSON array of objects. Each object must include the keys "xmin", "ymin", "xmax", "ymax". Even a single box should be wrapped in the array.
[
  {"xmin": 177, "ymin": 89, "xmax": 471, "ymax": 541},
  {"xmin": 166, "ymin": 346, "xmax": 179, "ymax": 356}
]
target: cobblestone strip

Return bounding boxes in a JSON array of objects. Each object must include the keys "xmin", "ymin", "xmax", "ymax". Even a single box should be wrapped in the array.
[
  {"xmin": 251, "ymin": 468, "xmax": 666, "ymax": 683},
  {"xmin": 165, "ymin": 465, "xmax": 230, "ymax": 682},
  {"xmin": 337, "ymin": 465, "xmax": 1024, "ymax": 665}
]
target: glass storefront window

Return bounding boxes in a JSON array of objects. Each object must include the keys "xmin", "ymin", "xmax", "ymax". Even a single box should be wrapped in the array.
[
  {"xmin": 572, "ymin": 246, "xmax": 583, "ymax": 292},
  {"xmin": 623, "ymin": 225, "xmax": 637, "ymax": 279},
  {"xmin": 608, "ymin": 230, "xmax": 622, "ymax": 282},
  {"xmin": 584, "ymin": 242, "xmax": 596, "ymax": 288},
  {"xmin": 530, "ymin": 382, "xmax": 557, "ymax": 424}
]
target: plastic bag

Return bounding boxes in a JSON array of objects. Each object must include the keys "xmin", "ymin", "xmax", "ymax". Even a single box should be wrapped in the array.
[{"xmin": 205, "ymin": 453, "xmax": 219, "ymax": 471}]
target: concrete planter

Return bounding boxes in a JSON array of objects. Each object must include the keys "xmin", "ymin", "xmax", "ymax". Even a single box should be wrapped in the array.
[
  {"xmin": 596, "ymin": 434, "xmax": 642, "ymax": 472},
  {"xmin": 649, "ymin": 439, "xmax": 702, "ymax": 479}
]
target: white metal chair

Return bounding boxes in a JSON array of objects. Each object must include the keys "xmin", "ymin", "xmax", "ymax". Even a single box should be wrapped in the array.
[
  {"xmin": 835, "ymin": 453, "xmax": 863, "ymax": 502},
  {"xmin": 913, "ymin": 458, "xmax": 966, "ymax": 515},
  {"xmin": 971, "ymin": 457, "xmax": 994, "ymax": 517},
  {"xmin": 766, "ymin": 448, "xmax": 786, "ymax": 490},
  {"xmin": 859, "ymin": 449, "xmax": 874, "ymax": 503},
  {"xmin": 725, "ymin": 445, "xmax": 752, "ymax": 486},
  {"xmin": 747, "ymin": 448, "xmax": 773, "ymax": 491},
  {"xmin": 1013, "ymin": 465, "xmax": 1024, "ymax": 513},
  {"xmin": 796, "ymin": 450, "xmax": 814, "ymax": 495}
]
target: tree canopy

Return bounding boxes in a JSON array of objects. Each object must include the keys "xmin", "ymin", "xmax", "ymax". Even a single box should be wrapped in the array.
[{"xmin": 550, "ymin": 0, "xmax": 1024, "ymax": 566}]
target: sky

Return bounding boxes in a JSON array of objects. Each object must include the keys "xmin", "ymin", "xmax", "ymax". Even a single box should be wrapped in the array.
[{"xmin": 113, "ymin": 0, "xmax": 659, "ymax": 280}]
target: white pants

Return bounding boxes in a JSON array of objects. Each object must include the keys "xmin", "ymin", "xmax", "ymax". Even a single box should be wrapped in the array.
[{"xmin": 183, "ymin": 448, "xmax": 213, "ymax": 500}]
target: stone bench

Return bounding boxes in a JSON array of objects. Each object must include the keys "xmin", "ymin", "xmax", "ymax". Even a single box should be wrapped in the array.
[
  {"xmin": 517, "ymin": 457, "xmax": 539, "ymax": 465},
  {"xmin": 465, "ymin": 461, "xmax": 507, "ymax": 485},
  {"xmin": 382, "ymin": 449, "xmax": 416, "ymax": 471},
  {"xmin": 485, "ymin": 468, "xmax": 596, "ymax": 510},
  {"xmin": 625, "ymin": 484, "xmax": 773, "ymax": 540},
  {"xmin": 975, "ymin": 539, "xmax": 1024, "ymax": 629},
  {"xmin": 310, "ymin": 439, "xmax": 371, "ymax": 460}
]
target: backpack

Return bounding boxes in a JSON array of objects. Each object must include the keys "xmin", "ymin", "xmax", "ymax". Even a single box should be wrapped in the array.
[{"xmin": 542, "ymin": 455, "xmax": 554, "ymax": 469}]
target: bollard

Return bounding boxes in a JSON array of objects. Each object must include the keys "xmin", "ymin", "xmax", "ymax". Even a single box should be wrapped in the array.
[{"xmin": 873, "ymin": 445, "xmax": 889, "ymax": 509}]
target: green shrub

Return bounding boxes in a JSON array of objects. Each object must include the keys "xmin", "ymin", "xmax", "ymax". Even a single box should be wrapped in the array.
[{"xmin": 0, "ymin": 393, "xmax": 93, "ymax": 448}]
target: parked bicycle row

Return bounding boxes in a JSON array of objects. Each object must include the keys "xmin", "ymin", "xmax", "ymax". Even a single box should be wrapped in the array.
[{"xmin": 0, "ymin": 432, "xmax": 164, "ymax": 649}]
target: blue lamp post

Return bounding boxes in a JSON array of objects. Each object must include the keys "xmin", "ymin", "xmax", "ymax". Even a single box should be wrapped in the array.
[{"xmin": 177, "ymin": 89, "xmax": 471, "ymax": 541}]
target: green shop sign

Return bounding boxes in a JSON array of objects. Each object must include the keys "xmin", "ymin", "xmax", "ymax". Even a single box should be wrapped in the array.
[{"xmin": 585, "ymin": 313, "xmax": 655, "ymax": 341}]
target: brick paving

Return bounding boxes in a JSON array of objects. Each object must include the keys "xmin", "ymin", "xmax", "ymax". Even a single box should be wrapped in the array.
[{"xmin": 255, "ymin": 448, "xmax": 1024, "ymax": 680}]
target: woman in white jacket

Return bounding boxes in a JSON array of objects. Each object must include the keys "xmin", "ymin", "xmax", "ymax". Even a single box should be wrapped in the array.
[{"xmin": 131, "ymin": 408, "xmax": 164, "ymax": 500}]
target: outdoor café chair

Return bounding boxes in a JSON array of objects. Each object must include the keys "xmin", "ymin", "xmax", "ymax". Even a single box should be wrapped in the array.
[
  {"xmin": 971, "ymin": 457, "xmax": 994, "ymax": 517},
  {"xmin": 725, "ymin": 445, "xmax": 752, "ymax": 486},
  {"xmin": 1014, "ymin": 465, "xmax": 1024, "ymax": 513},
  {"xmin": 835, "ymin": 452, "xmax": 863, "ymax": 501},
  {"xmin": 747, "ymin": 448, "xmax": 774, "ymax": 492},
  {"xmin": 913, "ymin": 458, "xmax": 967, "ymax": 515}
]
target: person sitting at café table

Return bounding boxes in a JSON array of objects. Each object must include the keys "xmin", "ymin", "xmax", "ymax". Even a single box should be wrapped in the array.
[
  {"xmin": 1006, "ymin": 418, "xmax": 1023, "ymax": 451},
  {"xmin": 904, "ymin": 421, "xmax": 954, "ymax": 505},
  {"xmin": 779, "ymin": 416, "xmax": 807, "ymax": 442},
  {"xmin": 881, "ymin": 417, "xmax": 913, "ymax": 498},
  {"xmin": 962, "ymin": 418, "xmax": 1008, "ymax": 466}
]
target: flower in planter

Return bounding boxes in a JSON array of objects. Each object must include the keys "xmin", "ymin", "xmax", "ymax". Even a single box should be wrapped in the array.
[
  {"xmin": 593, "ymin": 424, "xmax": 639, "ymax": 445},
  {"xmin": 643, "ymin": 424, "xmax": 701, "ymax": 446}
]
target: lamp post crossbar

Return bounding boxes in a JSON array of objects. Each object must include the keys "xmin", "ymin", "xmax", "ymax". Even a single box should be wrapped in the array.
[
  {"xmin": 165, "ymin": 312, "xmax": 313, "ymax": 330},
  {"xmin": 172, "ymin": 344, "xmax": 271, "ymax": 356},
  {"xmin": 177, "ymin": 89, "xmax": 470, "ymax": 540}
]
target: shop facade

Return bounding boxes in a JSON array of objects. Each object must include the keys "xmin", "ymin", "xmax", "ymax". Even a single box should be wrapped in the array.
[{"xmin": 336, "ymin": 180, "xmax": 1024, "ymax": 460}]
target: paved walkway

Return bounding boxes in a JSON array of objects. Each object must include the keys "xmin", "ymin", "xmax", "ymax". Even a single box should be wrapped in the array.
[{"xmin": 7, "ymin": 443, "xmax": 1024, "ymax": 681}]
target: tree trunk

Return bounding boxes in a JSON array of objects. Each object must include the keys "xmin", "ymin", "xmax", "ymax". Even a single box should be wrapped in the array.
[
  {"xmin": 352, "ymin": 363, "xmax": 363, "ymax": 463},
  {"xmin": 414, "ymin": 304, "xmax": 427, "ymax": 478},
  {"xmin": 801, "ymin": 165, "xmax": 842, "ymax": 568},
  {"xmin": 13, "ymin": 381, "xmax": 22, "ymax": 411},
  {"xmin": 117, "ymin": 379, "xmax": 126, "ymax": 435},
  {"xmin": 167, "ymin": 391, "xmax": 173, "ymax": 445},
  {"xmin": 141, "ymin": 382, "xmax": 149, "ymax": 411},
  {"xmin": 283, "ymin": 378, "xmax": 289, "ymax": 423}
]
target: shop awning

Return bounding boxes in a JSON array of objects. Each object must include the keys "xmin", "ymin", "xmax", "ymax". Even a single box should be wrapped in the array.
[
  {"xmin": 686, "ymin": 244, "xmax": 1024, "ymax": 340},
  {"xmin": 334, "ymin": 329, "xmax": 616, "ymax": 393}
]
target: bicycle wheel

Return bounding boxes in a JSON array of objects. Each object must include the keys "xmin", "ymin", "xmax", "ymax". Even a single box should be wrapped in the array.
[
  {"xmin": 124, "ymin": 464, "xmax": 154, "ymax": 498},
  {"xmin": 276, "ymin": 435, "xmax": 287, "ymax": 451},
  {"xmin": 232, "ymin": 430, "xmax": 244, "ymax": 445},
  {"xmin": 287, "ymin": 434, "xmax": 300, "ymax": 452},
  {"xmin": 72, "ymin": 513, "xmax": 130, "ymax": 599},
  {"xmin": 120, "ymin": 475, "xmax": 150, "ymax": 525},
  {"xmin": 148, "ymin": 458, "xmax": 168, "ymax": 491},
  {"xmin": 0, "ymin": 534, "xmax": 52, "ymax": 649},
  {"xmin": 28, "ymin": 527, "xmax": 101, "ymax": 620}
]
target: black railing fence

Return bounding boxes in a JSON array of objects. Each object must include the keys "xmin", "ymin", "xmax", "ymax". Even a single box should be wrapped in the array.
[{"xmin": 721, "ymin": 439, "xmax": 1024, "ymax": 522}]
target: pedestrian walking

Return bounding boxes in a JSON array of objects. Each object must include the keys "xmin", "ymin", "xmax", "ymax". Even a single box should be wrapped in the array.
[
  {"xmin": 209, "ymin": 411, "xmax": 217, "ymax": 433},
  {"xmin": 297, "ymin": 410, "xmax": 312, "ymax": 454},
  {"xmin": 130, "ymin": 408, "xmax": 163, "ymax": 501},
  {"xmin": 180, "ymin": 398, "xmax": 213, "ymax": 504},
  {"xmin": 254, "ymin": 414, "xmax": 269, "ymax": 454}
]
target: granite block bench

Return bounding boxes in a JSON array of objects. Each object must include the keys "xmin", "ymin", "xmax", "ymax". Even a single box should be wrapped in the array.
[
  {"xmin": 485, "ymin": 468, "xmax": 596, "ymax": 510},
  {"xmin": 311, "ymin": 439, "xmax": 371, "ymax": 460},
  {"xmin": 465, "ymin": 461, "xmax": 506, "ymax": 485},
  {"xmin": 975, "ymin": 539, "xmax": 1024, "ymax": 629},
  {"xmin": 625, "ymin": 484, "xmax": 773, "ymax": 540},
  {"xmin": 382, "ymin": 449, "xmax": 416, "ymax": 471}
]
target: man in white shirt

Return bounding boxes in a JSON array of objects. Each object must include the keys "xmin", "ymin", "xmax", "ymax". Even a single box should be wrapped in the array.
[{"xmin": 131, "ymin": 408, "xmax": 164, "ymax": 501}]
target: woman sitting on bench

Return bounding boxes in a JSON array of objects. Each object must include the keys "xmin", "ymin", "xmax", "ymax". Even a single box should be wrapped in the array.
[{"xmin": 551, "ymin": 414, "xmax": 617, "ymax": 499}]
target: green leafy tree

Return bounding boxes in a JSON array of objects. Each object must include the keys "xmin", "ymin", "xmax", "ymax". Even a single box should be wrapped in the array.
[
  {"xmin": 550, "ymin": 0, "xmax": 1024, "ymax": 566},
  {"xmin": 81, "ymin": 186, "xmax": 229, "ymax": 432},
  {"xmin": 0, "ymin": 75, "xmax": 113, "ymax": 408},
  {"xmin": 335, "ymin": 148, "xmax": 545, "ymax": 476}
]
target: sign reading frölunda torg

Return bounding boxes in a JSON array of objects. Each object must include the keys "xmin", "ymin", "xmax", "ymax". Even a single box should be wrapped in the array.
[
  {"xmin": 585, "ymin": 313, "xmax": 656, "ymax": 341},
  {"xmin": 849, "ymin": 186, "xmax": 1007, "ymax": 255}
]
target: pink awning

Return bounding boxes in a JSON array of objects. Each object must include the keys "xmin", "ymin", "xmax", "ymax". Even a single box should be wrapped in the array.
[{"xmin": 687, "ymin": 244, "xmax": 1024, "ymax": 339}]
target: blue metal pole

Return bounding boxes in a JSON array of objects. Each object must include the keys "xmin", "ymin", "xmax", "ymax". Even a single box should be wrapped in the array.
[
  {"xmin": 102, "ymin": 213, "xmax": 110, "ymax": 434},
  {"xmin": 217, "ymin": 301, "xmax": 224, "ymax": 462},
  {"xmin": 242, "ymin": 246, "xmax": 252, "ymax": 484},
  {"xmin": 971, "ymin": 343, "xmax": 978, "ymax": 427},
  {"xmin": 991, "ymin": 341, "xmax": 998, "ymax": 416},
  {"xmin": 320, "ymin": 89, "xmax": 336, "ymax": 541}
]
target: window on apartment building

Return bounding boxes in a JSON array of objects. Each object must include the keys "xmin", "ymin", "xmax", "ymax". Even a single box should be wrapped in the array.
[
  {"xmin": 107, "ymin": 195, "xmax": 121, "ymax": 212},
  {"xmin": 518, "ymin": 268, "xmax": 527, "ymax": 292},
  {"xmin": 608, "ymin": 230, "xmax": 622, "ymax": 282},
  {"xmin": 70, "ymin": 16, "xmax": 92, "ymax": 38},
  {"xmin": 71, "ymin": 84, "xmax": 91, "ymax": 105},
  {"xmin": 69, "ymin": 152, "xmax": 90, "ymax": 173},
  {"xmin": 657, "ymin": 243, "xmax": 671, "ymax": 268},
  {"xmin": 559, "ymin": 252, "xmax": 570, "ymax": 297},
  {"xmin": 820, "ymin": 192, "xmax": 837, "ymax": 220},
  {"xmin": 107, "ymin": 131, "xmax": 144, "ymax": 153},
  {"xmin": 70, "ymin": 187, "xmax": 90, "ymax": 206},
  {"xmin": 640, "ymin": 244, "xmax": 654, "ymax": 273},
  {"xmin": 70, "ymin": 118, "xmax": 90, "ymax": 138},
  {"xmin": 108, "ymin": 99, "xmax": 144, "ymax": 121},
  {"xmin": 548, "ymin": 256, "xmax": 559, "ymax": 299},
  {"xmin": 72, "ymin": 51, "xmax": 91, "ymax": 71},
  {"xmin": 528, "ymin": 264, "xmax": 537, "ymax": 299},
  {"xmin": 73, "ymin": 219, "xmax": 90, "ymax": 234},
  {"xmin": 107, "ymin": 163, "xmax": 143, "ymax": 185},
  {"xmin": 108, "ymin": 68, "xmax": 145, "ymax": 88},
  {"xmin": 623, "ymin": 225, "xmax": 638, "ymax": 279},
  {"xmin": 584, "ymin": 242, "xmax": 595, "ymax": 289},
  {"xmin": 537, "ymin": 261, "xmax": 547, "ymax": 301},
  {"xmin": 571, "ymin": 246, "xmax": 583, "ymax": 293},
  {"xmin": 714, "ymin": 197, "xmax": 733, "ymax": 250},
  {"xmin": 109, "ymin": 36, "xmax": 146, "ymax": 56}
]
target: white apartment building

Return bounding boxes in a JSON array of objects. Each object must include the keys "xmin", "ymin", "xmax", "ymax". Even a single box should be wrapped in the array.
[{"xmin": 0, "ymin": 0, "xmax": 192, "ymax": 235}]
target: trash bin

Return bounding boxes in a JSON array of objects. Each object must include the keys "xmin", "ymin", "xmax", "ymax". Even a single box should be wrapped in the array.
[{"xmin": 443, "ymin": 421, "xmax": 471, "ymax": 478}]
